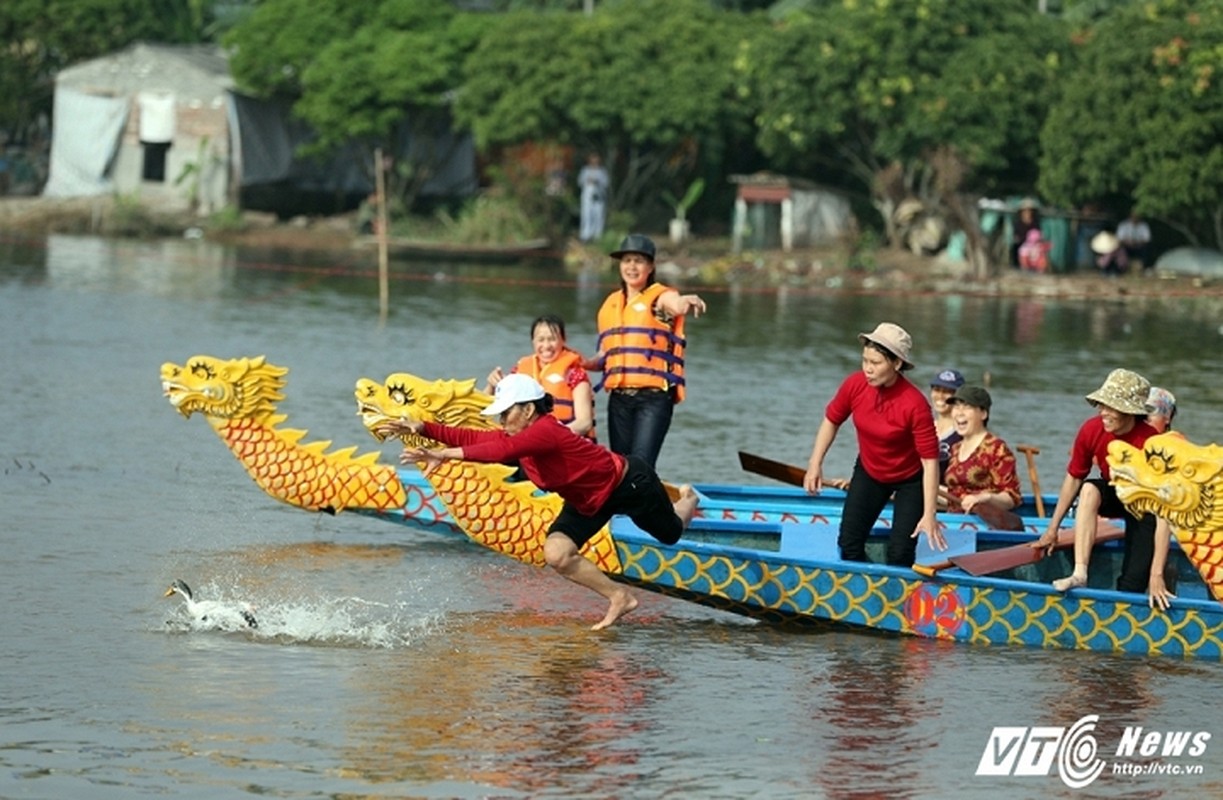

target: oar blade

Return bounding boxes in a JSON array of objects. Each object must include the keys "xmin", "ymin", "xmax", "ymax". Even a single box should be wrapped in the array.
[{"xmin": 950, "ymin": 522, "xmax": 1123, "ymax": 577}]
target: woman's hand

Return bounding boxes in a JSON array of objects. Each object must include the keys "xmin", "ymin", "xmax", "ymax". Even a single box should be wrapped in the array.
[
  {"xmin": 912, "ymin": 512, "xmax": 946, "ymax": 551},
  {"xmin": 400, "ymin": 446, "xmax": 445, "ymax": 476},
  {"xmin": 803, "ymin": 463, "xmax": 823, "ymax": 495},
  {"xmin": 677, "ymin": 294, "xmax": 707, "ymax": 318},
  {"xmin": 485, "ymin": 367, "xmax": 504, "ymax": 390},
  {"xmin": 1030, "ymin": 527, "xmax": 1059, "ymax": 556},
  {"xmin": 1148, "ymin": 573, "xmax": 1176, "ymax": 611}
]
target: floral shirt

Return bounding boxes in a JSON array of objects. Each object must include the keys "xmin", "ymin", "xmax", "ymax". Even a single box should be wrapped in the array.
[{"xmin": 943, "ymin": 432, "xmax": 1022, "ymax": 512}]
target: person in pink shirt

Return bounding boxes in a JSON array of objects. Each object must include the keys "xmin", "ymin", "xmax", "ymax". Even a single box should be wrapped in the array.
[
  {"xmin": 377, "ymin": 374, "xmax": 699, "ymax": 631},
  {"xmin": 803, "ymin": 322, "xmax": 944, "ymax": 566}
]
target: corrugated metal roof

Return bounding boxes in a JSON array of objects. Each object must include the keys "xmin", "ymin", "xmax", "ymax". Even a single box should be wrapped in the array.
[{"xmin": 55, "ymin": 42, "xmax": 233, "ymax": 103}]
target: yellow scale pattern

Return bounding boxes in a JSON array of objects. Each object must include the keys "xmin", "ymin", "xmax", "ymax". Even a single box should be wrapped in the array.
[
  {"xmin": 425, "ymin": 461, "xmax": 621, "ymax": 571},
  {"xmin": 220, "ymin": 418, "xmax": 407, "ymax": 512},
  {"xmin": 616, "ymin": 544, "xmax": 1223, "ymax": 656}
]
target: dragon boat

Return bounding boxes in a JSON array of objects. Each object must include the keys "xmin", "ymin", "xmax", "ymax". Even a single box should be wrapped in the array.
[{"xmin": 160, "ymin": 355, "xmax": 1223, "ymax": 658}]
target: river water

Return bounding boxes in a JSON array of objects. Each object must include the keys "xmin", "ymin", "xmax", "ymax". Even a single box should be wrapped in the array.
[{"xmin": 2, "ymin": 233, "xmax": 1220, "ymax": 799}]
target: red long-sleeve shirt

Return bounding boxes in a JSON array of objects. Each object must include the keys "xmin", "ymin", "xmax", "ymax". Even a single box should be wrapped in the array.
[
  {"xmin": 1066, "ymin": 415, "xmax": 1156, "ymax": 481},
  {"xmin": 421, "ymin": 416, "xmax": 624, "ymax": 516},
  {"xmin": 825, "ymin": 371, "xmax": 938, "ymax": 483}
]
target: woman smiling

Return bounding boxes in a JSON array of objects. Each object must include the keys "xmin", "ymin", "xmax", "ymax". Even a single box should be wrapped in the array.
[{"xmin": 940, "ymin": 385, "xmax": 1021, "ymax": 515}]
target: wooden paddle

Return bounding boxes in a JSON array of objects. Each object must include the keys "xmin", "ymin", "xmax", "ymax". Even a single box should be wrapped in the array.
[
  {"xmin": 738, "ymin": 451, "xmax": 1024, "ymax": 531},
  {"xmin": 1016, "ymin": 444, "xmax": 1045, "ymax": 517},
  {"xmin": 737, "ymin": 451, "xmax": 848, "ymax": 490},
  {"xmin": 913, "ymin": 521, "xmax": 1124, "ymax": 578}
]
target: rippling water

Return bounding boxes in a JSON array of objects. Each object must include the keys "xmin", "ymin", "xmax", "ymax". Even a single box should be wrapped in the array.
[{"xmin": 2, "ymin": 233, "xmax": 1220, "ymax": 799}]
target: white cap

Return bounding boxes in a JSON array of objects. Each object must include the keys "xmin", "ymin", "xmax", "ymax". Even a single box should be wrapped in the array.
[{"xmin": 481, "ymin": 373, "xmax": 547, "ymax": 416}]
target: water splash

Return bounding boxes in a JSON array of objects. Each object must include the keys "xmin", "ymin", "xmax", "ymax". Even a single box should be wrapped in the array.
[{"xmin": 163, "ymin": 583, "xmax": 441, "ymax": 649}]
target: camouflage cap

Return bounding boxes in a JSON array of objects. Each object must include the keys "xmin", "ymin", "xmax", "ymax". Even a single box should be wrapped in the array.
[{"xmin": 1085, "ymin": 369, "xmax": 1150, "ymax": 416}]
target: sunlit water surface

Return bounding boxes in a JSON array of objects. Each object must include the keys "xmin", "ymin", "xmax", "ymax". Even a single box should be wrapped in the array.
[{"xmin": 2, "ymin": 233, "xmax": 1220, "ymax": 799}]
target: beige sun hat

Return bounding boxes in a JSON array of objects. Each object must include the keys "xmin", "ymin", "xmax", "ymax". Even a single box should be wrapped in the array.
[
  {"xmin": 1091, "ymin": 231, "xmax": 1120, "ymax": 255},
  {"xmin": 858, "ymin": 322, "xmax": 914, "ymax": 370},
  {"xmin": 1085, "ymin": 369, "xmax": 1151, "ymax": 416}
]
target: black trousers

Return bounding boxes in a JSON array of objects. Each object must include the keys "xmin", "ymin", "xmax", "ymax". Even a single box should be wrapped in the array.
[
  {"xmin": 1086, "ymin": 478, "xmax": 1158, "ymax": 593},
  {"xmin": 838, "ymin": 460, "xmax": 924, "ymax": 567}
]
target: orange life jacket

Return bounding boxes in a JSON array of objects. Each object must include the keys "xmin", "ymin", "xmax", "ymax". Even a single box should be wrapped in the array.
[
  {"xmin": 514, "ymin": 348, "xmax": 596, "ymax": 439},
  {"xmin": 595, "ymin": 282, "xmax": 686, "ymax": 403}
]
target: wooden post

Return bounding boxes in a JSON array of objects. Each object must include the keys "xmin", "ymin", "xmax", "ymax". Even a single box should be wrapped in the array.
[{"xmin": 375, "ymin": 148, "xmax": 389, "ymax": 325}]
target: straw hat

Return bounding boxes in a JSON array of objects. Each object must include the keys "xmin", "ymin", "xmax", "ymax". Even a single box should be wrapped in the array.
[
  {"xmin": 858, "ymin": 322, "xmax": 914, "ymax": 370},
  {"xmin": 1085, "ymin": 369, "xmax": 1150, "ymax": 416},
  {"xmin": 1091, "ymin": 231, "xmax": 1120, "ymax": 255}
]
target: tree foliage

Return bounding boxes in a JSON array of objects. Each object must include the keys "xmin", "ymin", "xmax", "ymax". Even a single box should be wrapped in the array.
[
  {"xmin": 454, "ymin": 0, "xmax": 758, "ymax": 213},
  {"xmin": 1038, "ymin": 0, "xmax": 1223, "ymax": 248},
  {"xmin": 225, "ymin": 0, "xmax": 492, "ymax": 203},
  {"xmin": 734, "ymin": 0, "xmax": 1069, "ymax": 241},
  {"xmin": 0, "ymin": 0, "xmax": 207, "ymax": 144}
]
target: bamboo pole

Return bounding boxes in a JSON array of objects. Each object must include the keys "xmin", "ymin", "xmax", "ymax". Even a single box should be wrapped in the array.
[{"xmin": 375, "ymin": 148, "xmax": 389, "ymax": 325}]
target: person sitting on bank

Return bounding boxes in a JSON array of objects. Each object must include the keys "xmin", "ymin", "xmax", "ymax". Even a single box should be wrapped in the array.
[
  {"xmin": 1116, "ymin": 210, "xmax": 1152, "ymax": 270},
  {"xmin": 376, "ymin": 374, "xmax": 700, "ymax": 631},
  {"xmin": 940, "ymin": 385, "xmax": 1021, "ymax": 516},
  {"xmin": 1030, "ymin": 369, "xmax": 1172, "ymax": 608},
  {"xmin": 1091, "ymin": 231, "xmax": 1128, "ymax": 276}
]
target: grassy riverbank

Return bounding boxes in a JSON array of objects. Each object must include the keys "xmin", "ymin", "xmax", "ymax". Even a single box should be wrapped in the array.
[{"xmin": 1, "ymin": 195, "xmax": 1214, "ymax": 304}]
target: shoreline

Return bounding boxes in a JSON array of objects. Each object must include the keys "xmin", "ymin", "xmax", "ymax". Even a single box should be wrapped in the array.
[{"xmin": 1, "ymin": 195, "xmax": 1218, "ymax": 302}]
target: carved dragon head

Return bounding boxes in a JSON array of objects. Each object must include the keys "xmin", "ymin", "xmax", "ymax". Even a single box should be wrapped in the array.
[
  {"xmin": 1108, "ymin": 434, "xmax": 1223, "ymax": 532},
  {"xmin": 161, "ymin": 355, "xmax": 288, "ymax": 421},
  {"xmin": 356, "ymin": 372, "xmax": 499, "ymax": 447}
]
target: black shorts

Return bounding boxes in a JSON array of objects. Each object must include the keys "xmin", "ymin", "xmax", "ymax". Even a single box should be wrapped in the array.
[{"xmin": 548, "ymin": 455, "xmax": 682, "ymax": 549}]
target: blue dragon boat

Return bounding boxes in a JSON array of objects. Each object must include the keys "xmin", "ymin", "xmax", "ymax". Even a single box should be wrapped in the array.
[
  {"xmin": 160, "ymin": 354, "xmax": 1222, "ymax": 660},
  {"xmin": 609, "ymin": 516, "xmax": 1222, "ymax": 659}
]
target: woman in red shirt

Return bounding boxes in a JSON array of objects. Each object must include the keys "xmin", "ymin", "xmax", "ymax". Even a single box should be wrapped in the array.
[
  {"xmin": 803, "ymin": 322, "xmax": 944, "ymax": 566},
  {"xmin": 1031, "ymin": 369, "xmax": 1171, "ymax": 606},
  {"xmin": 379, "ymin": 374, "xmax": 699, "ymax": 631}
]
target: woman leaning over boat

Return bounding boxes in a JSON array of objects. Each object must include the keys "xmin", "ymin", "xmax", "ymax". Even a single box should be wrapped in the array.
[
  {"xmin": 803, "ymin": 322, "xmax": 945, "ymax": 566},
  {"xmin": 376, "ymin": 374, "xmax": 700, "ymax": 631}
]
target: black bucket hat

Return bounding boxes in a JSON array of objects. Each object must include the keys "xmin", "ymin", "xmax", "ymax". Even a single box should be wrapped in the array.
[{"xmin": 609, "ymin": 233, "xmax": 656, "ymax": 260}]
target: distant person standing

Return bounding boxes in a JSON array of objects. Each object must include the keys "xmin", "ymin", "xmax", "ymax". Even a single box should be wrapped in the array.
[
  {"xmin": 578, "ymin": 153, "xmax": 609, "ymax": 243},
  {"xmin": 1116, "ymin": 210, "xmax": 1152, "ymax": 270}
]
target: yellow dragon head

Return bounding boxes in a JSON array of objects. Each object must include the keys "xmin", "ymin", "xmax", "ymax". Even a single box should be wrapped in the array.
[
  {"xmin": 356, "ymin": 372, "xmax": 499, "ymax": 447},
  {"xmin": 161, "ymin": 355, "xmax": 288, "ymax": 422},
  {"xmin": 1108, "ymin": 434, "xmax": 1223, "ymax": 533}
]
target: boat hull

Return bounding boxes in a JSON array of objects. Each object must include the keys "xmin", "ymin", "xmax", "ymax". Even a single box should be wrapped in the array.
[
  {"xmin": 611, "ymin": 518, "xmax": 1223, "ymax": 659},
  {"xmin": 352, "ymin": 467, "xmax": 1058, "ymax": 534}
]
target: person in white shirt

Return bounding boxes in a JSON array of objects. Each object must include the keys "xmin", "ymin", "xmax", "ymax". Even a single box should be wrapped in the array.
[{"xmin": 1116, "ymin": 211, "xmax": 1151, "ymax": 270}]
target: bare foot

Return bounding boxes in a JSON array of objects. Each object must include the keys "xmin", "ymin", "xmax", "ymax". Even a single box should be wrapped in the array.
[
  {"xmin": 1052, "ymin": 573, "xmax": 1087, "ymax": 592},
  {"xmin": 673, "ymin": 484, "xmax": 700, "ymax": 529},
  {"xmin": 591, "ymin": 589, "xmax": 639, "ymax": 631}
]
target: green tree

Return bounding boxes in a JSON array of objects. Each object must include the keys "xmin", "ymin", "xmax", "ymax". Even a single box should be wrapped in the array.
[
  {"xmin": 225, "ymin": 0, "xmax": 490, "ymax": 206},
  {"xmin": 0, "ymin": 0, "xmax": 208, "ymax": 146},
  {"xmin": 454, "ymin": 0, "xmax": 758, "ymax": 217},
  {"xmin": 734, "ymin": 0, "xmax": 1068, "ymax": 247},
  {"xmin": 1038, "ymin": 0, "xmax": 1223, "ymax": 248}
]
